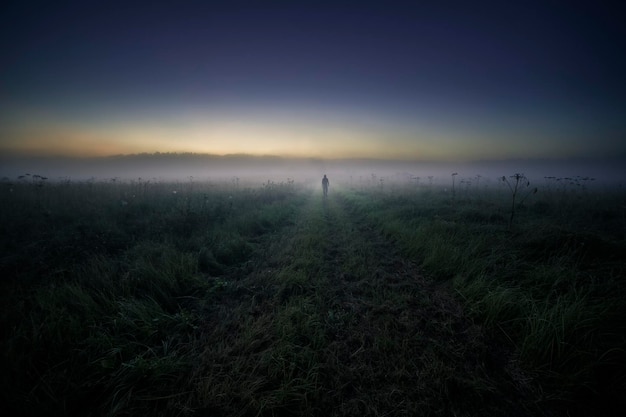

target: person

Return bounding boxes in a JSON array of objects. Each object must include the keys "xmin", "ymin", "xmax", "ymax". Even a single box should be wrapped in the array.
[{"xmin": 322, "ymin": 174, "xmax": 329, "ymax": 197}]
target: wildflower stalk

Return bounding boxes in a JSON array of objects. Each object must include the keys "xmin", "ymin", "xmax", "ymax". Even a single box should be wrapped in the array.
[
  {"xmin": 501, "ymin": 173, "xmax": 537, "ymax": 230},
  {"xmin": 451, "ymin": 172, "xmax": 458, "ymax": 198}
]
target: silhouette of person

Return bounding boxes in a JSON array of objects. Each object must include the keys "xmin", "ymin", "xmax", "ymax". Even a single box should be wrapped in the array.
[{"xmin": 322, "ymin": 174, "xmax": 329, "ymax": 197}]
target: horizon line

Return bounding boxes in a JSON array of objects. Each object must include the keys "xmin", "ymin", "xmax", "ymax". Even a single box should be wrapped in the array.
[{"xmin": 2, "ymin": 150, "xmax": 625, "ymax": 164}]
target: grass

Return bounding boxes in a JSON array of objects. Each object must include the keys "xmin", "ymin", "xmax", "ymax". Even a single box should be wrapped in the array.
[
  {"xmin": 1, "ymin": 178, "xmax": 304, "ymax": 416},
  {"xmin": 1, "ymin": 176, "xmax": 625, "ymax": 416},
  {"xmin": 340, "ymin": 180, "xmax": 626, "ymax": 416}
]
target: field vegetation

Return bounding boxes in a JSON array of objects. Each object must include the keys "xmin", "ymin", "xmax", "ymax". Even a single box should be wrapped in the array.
[{"xmin": 1, "ymin": 173, "xmax": 624, "ymax": 416}]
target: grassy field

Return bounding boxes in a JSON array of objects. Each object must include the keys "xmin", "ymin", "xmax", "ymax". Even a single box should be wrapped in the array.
[{"xmin": 1, "ymin": 175, "xmax": 624, "ymax": 416}]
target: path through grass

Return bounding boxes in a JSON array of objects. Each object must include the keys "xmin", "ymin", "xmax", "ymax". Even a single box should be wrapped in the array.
[
  {"xmin": 190, "ymin": 190, "xmax": 542, "ymax": 416},
  {"xmin": 6, "ymin": 180, "xmax": 611, "ymax": 416}
]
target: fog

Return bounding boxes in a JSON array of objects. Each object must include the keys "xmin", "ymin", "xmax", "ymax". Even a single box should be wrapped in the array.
[{"xmin": 1, "ymin": 153, "xmax": 624, "ymax": 189}]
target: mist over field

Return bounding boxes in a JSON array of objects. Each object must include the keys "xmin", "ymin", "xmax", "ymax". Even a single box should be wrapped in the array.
[
  {"xmin": 2, "ymin": 158, "xmax": 625, "ymax": 416},
  {"xmin": 1, "ymin": 153, "xmax": 624, "ymax": 187},
  {"xmin": 3, "ymin": 1, "xmax": 626, "ymax": 415}
]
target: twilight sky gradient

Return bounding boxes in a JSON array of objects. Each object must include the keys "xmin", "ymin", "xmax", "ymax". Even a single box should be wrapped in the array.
[{"xmin": 1, "ymin": 0, "xmax": 625, "ymax": 161}]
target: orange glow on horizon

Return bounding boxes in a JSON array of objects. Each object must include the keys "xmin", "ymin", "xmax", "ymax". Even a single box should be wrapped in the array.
[
  {"xmin": 0, "ymin": 111, "xmax": 591, "ymax": 161},
  {"xmin": 0, "ymin": 115, "xmax": 442, "ymax": 159}
]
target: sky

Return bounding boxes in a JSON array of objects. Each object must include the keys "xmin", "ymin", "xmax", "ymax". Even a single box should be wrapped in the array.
[{"xmin": 1, "ymin": 0, "xmax": 625, "ymax": 162}]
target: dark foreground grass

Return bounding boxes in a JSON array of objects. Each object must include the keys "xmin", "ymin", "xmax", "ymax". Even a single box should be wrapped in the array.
[
  {"xmin": 1, "ymin": 178, "xmax": 624, "ymax": 416},
  {"xmin": 190, "ymin": 192, "xmax": 542, "ymax": 416},
  {"xmin": 1, "ymin": 179, "xmax": 304, "ymax": 416},
  {"xmin": 340, "ymin": 182, "xmax": 626, "ymax": 416}
]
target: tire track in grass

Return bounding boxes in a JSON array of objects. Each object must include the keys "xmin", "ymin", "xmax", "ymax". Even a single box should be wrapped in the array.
[{"xmin": 192, "ymin": 190, "xmax": 544, "ymax": 416}]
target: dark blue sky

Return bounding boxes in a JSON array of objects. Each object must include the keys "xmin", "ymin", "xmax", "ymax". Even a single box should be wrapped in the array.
[{"xmin": 1, "ymin": 0, "xmax": 625, "ymax": 160}]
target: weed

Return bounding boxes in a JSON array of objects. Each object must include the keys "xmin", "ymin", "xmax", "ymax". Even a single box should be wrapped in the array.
[
  {"xmin": 1, "ymin": 177, "xmax": 624, "ymax": 416},
  {"xmin": 501, "ymin": 173, "xmax": 537, "ymax": 229}
]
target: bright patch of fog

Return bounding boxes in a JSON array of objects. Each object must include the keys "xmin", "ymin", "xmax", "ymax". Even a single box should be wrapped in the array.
[{"xmin": 0, "ymin": 153, "xmax": 624, "ymax": 188}]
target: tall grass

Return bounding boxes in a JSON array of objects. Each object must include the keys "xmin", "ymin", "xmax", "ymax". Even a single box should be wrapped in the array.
[
  {"xmin": 340, "ymin": 182, "xmax": 626, "ymax": 415},
  {"xmin": 2, "ymin": 176, "xmax": 624, "ymax": 415},
  {"xmin": 0, "ymin": 178, "xmax": 305, "ymax": 416}
]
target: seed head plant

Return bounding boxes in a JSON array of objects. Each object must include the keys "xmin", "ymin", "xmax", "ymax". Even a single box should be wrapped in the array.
[
  {"xmin": 501, "ymin": 173, "xmax": 537, "ymax": 229},
  {"xmin": 451, "ymin": 172, "xmax": 458, "ymax": 198}
]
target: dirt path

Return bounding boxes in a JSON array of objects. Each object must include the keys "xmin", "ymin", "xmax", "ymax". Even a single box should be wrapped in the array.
[{"xmin": 194, "ymin": 191, "xmax": 543, "ymax": 416}]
